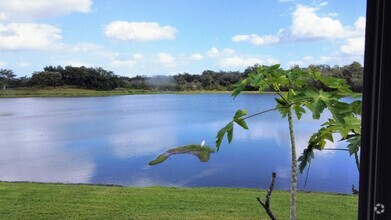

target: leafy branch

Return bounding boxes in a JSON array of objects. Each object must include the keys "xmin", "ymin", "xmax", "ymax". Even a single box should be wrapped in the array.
[{"xmin": 215, "ymin": 64, "xmax": 361, "ymax": 219}]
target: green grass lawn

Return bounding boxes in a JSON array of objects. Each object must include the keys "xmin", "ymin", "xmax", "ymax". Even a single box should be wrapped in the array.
[{"xmin": 0, "ymin": 182, "xmax": 357, "ymax": 219}]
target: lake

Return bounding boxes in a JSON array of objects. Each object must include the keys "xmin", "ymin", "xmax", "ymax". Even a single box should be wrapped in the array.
[{"xmin": 0, "ymin": 94, "xmax": 359, "ymax": 193}]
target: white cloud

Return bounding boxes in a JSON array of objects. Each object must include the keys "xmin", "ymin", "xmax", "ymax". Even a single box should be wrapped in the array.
[
  {"xmin": 353, "ymin": 16, "xmax": 366, "ymax": 34},
  {"xmin": 291, "ymin": 5, "xmax": 344, "ymax": 40},
  {"xmin": 219, "ymin": 56, "xmax": 278, "ymax": 68},
  {"xmin": 319, "ymin": 2, "xmax": 328, "ymax": 7},
  {"xmin": 288, "ymin": 56, "xmax": 314, "ymax": 67},
  {"xmin": 157, "ymin": 53, "xmax": 176, "ymax": 67},
  {"xmin": 207, "ymin": 47, "xmax": 219, "ymax": 57},
  {"xmin": 206, "ymin": 47, "xmax": 278, "ymax": 69},
  {"xmin": 233, "ymin": 5, "xmax": 365, "ymax": 47},
  {"xmin": 133, "ymin": 53, "xmax": 144, "ymax": 60},
  {"xmin": 110, "ymin": 59, "xmax": 137, "ymax": 68},
  {"xmin": 207, "ymin": 47, "xmax": 235, "ymax": 57},
  {"xmin": 0, "ymin": 0, "xmax": 92, "ymax": 21},
  {"xmin": 0, "ymin": 23, "xmax": 62, "ymax": 50},
  {"xmin": 219, "ymin": 56, "xmax": 262, "ymax": 68},
  {"xmin": 340, "ymin": 37, "xmax": 365, "ymax": 55},
  {"xmin": 288, "ymin": 60, "xmax": 304, "ymax": 67},
  {"xmin": 104, "ymin": 21, "xmax": 177, "ymax": 41},
  {"xmin": 60, "ymin": 61, "xmax": 88, "ymax": 67},
  {"xmin": 232, "ymin": 34, "xmax": 280, "ymax": 45},
  {"xmin": 232, "ymin": 35, "xmax": 250, "ymax": 42},
  {"xmin": 328, "ymin": 12, "xmax": 338, "ymax": 17},
  {"xmin": 190, "ymin": 53, "xmax": 203, "ymax": 60},
  {"xmin": 291, "ymin": 7, "xmax": 365, "ymax": 40},
  {"xmin": 109, "ymin": 53, "xmax": 144, "ymax": 69},
  {"xmin": 222, "ymin": 48, "xmax": 235, "ymax": 55}
]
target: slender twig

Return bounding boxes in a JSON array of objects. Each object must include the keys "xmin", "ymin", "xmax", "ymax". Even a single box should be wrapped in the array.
[{"xmin": 257, "ymin": 172, "xmax": 277, "ymax": 220}]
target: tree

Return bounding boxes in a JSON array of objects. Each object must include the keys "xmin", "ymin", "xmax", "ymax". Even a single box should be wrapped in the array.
[
  {"xmin": 342, "ymin": 62, "xmax": 363, "ymax": 92},
  {"xmin": 29, "ymin": 71, "xmax": 63, "ymax": 87},
  {"xmin": 0, "ymin": 69, "xmax": 16, "ymax": 90},
  {"xmin": 215, "ymin": 64, "xmax": 357, "ymax": 220}
]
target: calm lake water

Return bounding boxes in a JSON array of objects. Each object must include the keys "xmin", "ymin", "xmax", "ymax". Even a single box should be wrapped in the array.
[{"xmin": 0, "ymin": 94, "xmax": 359, "ymax": 193}]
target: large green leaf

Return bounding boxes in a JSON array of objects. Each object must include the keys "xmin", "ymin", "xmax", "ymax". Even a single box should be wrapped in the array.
[
  {"xmin": 231, "ymin": 79, "xmax": 248, "ymax": 98},
  {"xmin": 269, "ymin": 64, "xmax": 281, "ymax": 71},
  {"xmin": 347, "ymin": 135, "xmax": 361, "ymax": 156},
  {"xmin": 292, "ymin": 104, "xmax": 306, "ymax": 120},
  {"xmin": 350, "ymin": 100, "xmax": 362, "ymax": 115},
  {"xmin": 227, "ymin": 127, "xmax": 234, "ymax": 143},
  {"xmin": 234, "ymin": 109, "xmax": 248, "ymax": 120},
  {"xmin": 298, "ymin": 127, "xmax": 335, "ymax": 173},
  {"xmin": 276, "ymin": 103, "xmax": 289, "ymax": 118},
  {"xmin": 298, "ymin": 149, "xmax": 315, "ymax": 174},
  {"xmin": 233, "ymin": 109, "xmax": 249, "ymax": 129},
  {"xmin": 323, "ymin": 116, "xmax": 361, "ymax": 138},
  {"xmin": 215, "ymin": 109, "xmax": 249, "ymax": 150},
  {"xmin": 304, "ymin": 89, "xmax": 335, "ymax": 119},
  {"xmin": 215, "ymin": 122, "xmax": 234, "ymax": 150},
  {"xmin": 235, "ymin": 119, "xmax": 249, "ymax": 130}
]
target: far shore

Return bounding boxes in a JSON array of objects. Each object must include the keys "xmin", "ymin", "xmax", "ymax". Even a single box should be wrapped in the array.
[{"xmin": 0, "ymin": 87, "xmax": 275, "ymax": 98}]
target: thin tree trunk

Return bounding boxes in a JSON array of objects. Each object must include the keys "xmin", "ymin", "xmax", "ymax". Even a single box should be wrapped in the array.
[{"xmin": 287, "ymin": 108, "xmax": 297, "ymax": 220}]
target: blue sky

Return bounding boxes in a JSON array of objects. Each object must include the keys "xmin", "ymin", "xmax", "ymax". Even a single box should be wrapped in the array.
[{"xmin": 0, "ymin": 0, "xmax": 366, "ymax": 77}]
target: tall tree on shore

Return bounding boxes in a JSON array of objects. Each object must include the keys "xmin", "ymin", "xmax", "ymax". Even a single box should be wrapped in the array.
[{"xmin": 0, "ymin": 69, "xmax": 16, "ymax": 90}]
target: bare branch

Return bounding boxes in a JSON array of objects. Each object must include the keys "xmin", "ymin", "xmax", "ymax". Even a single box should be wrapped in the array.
[{"xmin": 257, "ymin": 172, "xmax": 277, "ymax": 220}]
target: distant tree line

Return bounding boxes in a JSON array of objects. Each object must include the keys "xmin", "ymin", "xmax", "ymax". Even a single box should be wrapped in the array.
[
  {"xmin": 1, "ymin": 66, "xmax": 123, "ymax": 90},
  {"xmin": 0, "ymin": 61, "xmax": 363, "ymax": 92}
]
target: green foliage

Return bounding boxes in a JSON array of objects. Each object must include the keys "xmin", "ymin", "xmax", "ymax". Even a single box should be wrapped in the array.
[
  {"xmin": 216, "ymin": 64, "xmax": 362, "ymax": 174},
  {"xmin": 148, "ymin": 154, "xmax": 170, "ymax": 166},
  {"xmin": 298, "ymin": 105, "xmax": 361, "ymax": 173},
  {"xmin": 215, "ymin": 110, "xmax": 249, "ymax": 150},
  {"xmin": 149, "ymin": 144, "xmax": 215, "ymax": 165},
  {"xmin": 27, "ymin": 66, "xmax": 123, "ymax": 90},
  {"xmin": 347, "ymin": 134, "xmax": 361, "ymax": 156},
  {"xmin": 4, "ymin": 62, "xmax": 363, "ymax": 93},
  {"xmin": 0, "ymin": 69, "xmax": 16, "ymax": 89}
]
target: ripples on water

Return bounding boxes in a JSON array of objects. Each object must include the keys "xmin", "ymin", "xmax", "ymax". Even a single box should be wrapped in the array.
[{"xmin": 0, "ymin": 94, "xmax": 359, "ymax": 193}]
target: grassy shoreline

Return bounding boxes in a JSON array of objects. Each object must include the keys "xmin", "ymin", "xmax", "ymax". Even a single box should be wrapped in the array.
[
  {"xmin": 0, "ymin": 87, "xmax": 272, "ymax": 98},
  {"xmin": 0, "ymin": 182, "xmax": 357, "ymax": 219}
]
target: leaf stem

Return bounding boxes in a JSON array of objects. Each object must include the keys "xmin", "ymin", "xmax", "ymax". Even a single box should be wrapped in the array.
[
  {"xmin": 242, "ymin": 107, "xmax": 278, "ymax": 120},
  {"xmin": 322, "ymin": 148, "xmax": 349, "ymax": 151}
]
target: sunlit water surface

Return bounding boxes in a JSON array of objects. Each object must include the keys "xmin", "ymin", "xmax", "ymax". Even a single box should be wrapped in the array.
[{"xmin": 0, "ymin": 94, "xmax": 359, "ymax": 193}]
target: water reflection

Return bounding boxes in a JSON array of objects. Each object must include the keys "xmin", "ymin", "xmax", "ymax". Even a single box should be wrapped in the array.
[
  {"xmin": 0, "ymin": 94, "xmax": 359, "ymax": 193},
  {"xmin": 0, "ymin": 110, "xmax": 95, "ymax": 183}
]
